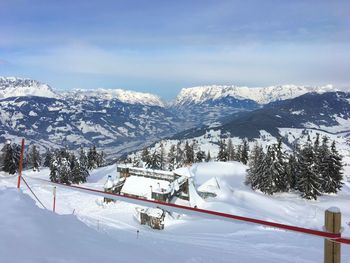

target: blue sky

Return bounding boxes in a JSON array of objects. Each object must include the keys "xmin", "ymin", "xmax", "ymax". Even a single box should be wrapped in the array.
[{"xmin": 0, "ymin": 0, "xmax": 349, "ymax": 99}]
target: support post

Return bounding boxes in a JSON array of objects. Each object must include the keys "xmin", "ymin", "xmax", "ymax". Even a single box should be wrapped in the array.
[
  {"xmin": 53, "ymin": 186, "xmax": 56, "ymax": 213},
  {"xmin": 17, "ymin": 138, "xmax": 25, "ymax": 189},
  {"xmin": 324, "ymin": 207, "xmax": 341, "ymax": 263}
]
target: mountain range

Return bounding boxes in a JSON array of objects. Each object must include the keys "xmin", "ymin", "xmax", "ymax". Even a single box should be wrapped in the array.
[
  {"xmin": 0, "ymin": 76, "xmax": 347, "ymax": 159},
  {"xmin": 173, "ymin": 91, "xmax": 350, "ymax": 140}
]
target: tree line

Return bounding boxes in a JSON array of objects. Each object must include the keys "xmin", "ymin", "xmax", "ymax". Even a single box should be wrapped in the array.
[
  {"xmin": 1, "ymin": 142, "xmax": 42, "ymax": 174},
  {"xmin": 127, "ymin": 138, "xmax": 250, "ymax": 171},
  {"xmin": 0, "ymin": 142, "xmax": 105, "ymax": 185},
  {"xmin": 47, "ymin": 146, "xmax": 105, "ymax": 184},
  {"xmin": 246, "ymin": 135, "xmax": 343, "ymax": 200}
]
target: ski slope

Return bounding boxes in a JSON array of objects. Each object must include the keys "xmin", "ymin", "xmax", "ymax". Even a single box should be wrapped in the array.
[{"xmin": 1, "ymin": 162, "xmax": 350, "ymax": 263}]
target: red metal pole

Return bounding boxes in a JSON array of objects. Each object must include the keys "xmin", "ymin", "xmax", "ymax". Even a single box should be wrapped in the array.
[{"xmin": 17, "ymin": 138, "xmax": 25, "ymax": 189}]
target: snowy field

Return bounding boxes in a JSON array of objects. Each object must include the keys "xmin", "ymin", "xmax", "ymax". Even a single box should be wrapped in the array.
[{"xmin": 1, "ymin": 162, "xmax": 350, "ymax": 263}]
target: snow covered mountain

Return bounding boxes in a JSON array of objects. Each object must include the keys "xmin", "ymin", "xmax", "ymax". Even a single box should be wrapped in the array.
[
  {"xmin": 63, "ymin": 88, "xmax": 165, "ymax": 107},
  {"xmin": 173, "ymin": 92, "xmax": 350, "ymax": 140},
  {"xmin": 171, "ymin": 84, "xmax": 337, "ymax": 126},
  {"xmin": 174, "ymin": 84, "xmax": 337, "ymax": 106},
  {"xmin": 0, "ymin": 77, "xmax": 59, "ymax": 99},
  {"xmin": 0, "ymin": 76, "xmax": 347, "ymax": 160},
  {"xmin": 0, "ymin": 95, "xmax": 180, "ymax": 158},
  {"xmin": 133, "ymin": 92, "xmax": 350, "ymax": 180},
  {"xmin": 0, "ymin": 77, "xmax": 165, "ymax": 107}
]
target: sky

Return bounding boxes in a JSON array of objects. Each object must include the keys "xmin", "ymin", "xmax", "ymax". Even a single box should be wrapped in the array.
[{"xmin": 0, "ymin": 0, "xmax": 349, "ymax": 99}]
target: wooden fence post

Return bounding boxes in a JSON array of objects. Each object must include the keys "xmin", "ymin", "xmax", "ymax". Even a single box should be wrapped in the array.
[{"xmin": 324, "ymin": 207, "xmax": 341, "ymax": 263}]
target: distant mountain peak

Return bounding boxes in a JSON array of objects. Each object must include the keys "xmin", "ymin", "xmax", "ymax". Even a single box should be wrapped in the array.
[
  {"xmin": 63, "ymin": 88, "xmax": 165, "ymax": 107},
  {"xmin": 0, "ymin": 77, "xmax": 59, "ymax": 99},
  {"xmin": 174, "ymin": 84, "xmax": 337, "ymax": 105}
]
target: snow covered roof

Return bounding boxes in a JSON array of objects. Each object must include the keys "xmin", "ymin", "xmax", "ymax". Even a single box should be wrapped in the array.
[
  {"xmin": 197, "ymin": 177, "xmax": 220, "ymax": 194},
  {"xmin": 130, "ymin": 167, "xmax": 174, "ymax": 176},
  {"xmin": 173, "ymin": 167, "xmax": 193, "ymax": 178},
  {"xmin": 121, "ymin": 176, "xmax": 171, "ymax": 199},
  {"xmin": 104, "ymin": 176, "xmax": 114, "ymax": 189},
  {"xmin": 145, "ymin": 208, "xmax": 164, "ymax": 218}
]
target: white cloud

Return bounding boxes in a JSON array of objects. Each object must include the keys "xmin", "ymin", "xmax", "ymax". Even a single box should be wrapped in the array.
[{"xmin": 10, "ymin": 41, "xmax": 350, "ymax": 90}]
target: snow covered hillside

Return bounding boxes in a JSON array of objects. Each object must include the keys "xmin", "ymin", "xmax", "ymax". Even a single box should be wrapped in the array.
[
  {"xmin": 0, "ymin": 187, "xmax": 154, "ymax": 263},
  {"xmin": 174, "ymin": 84, "xmax": 337, "ymax": 106},
  {"xmin": 0, "ymin": 162, "xmax": 349, "ymax": 262},
  {"xmin": 0, "ymin": 96, "xmax": 180, "ymax": 158},
  {"xmin": 134, "ymin": 128, "xmax": 350, "ymax": 181}
]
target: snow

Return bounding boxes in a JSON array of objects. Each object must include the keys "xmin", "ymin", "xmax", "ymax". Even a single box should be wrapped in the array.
[
  {"xmin": 0, "ymin": 187, "xmax": 154, "ymax": 263},
  {"xmin": 327, "ymin": 207, "xmax": 341, "ymax": 213},
  {"xmin": 1, "ymin": 162, "xmax": 350, "ymax": 262},
  {"xmin": 104, "ymin": 175, "xmax": 114, "ymax": 189},
  {"xmin": 0, "ymin": 77, "xmax": 59, "ymax": 99},
  {"xmin": 174, "ymin": 84, "xmax": 336, "ymax": 105},
  {"xmin": 146, "ymin": 208, "xmax": 164, "ymax": 218},
  {"xmin": 64, "ymin": 88, "xmax": 165, "ymax": 107},
  {"xmin": 290, "ymin": 110, "xmax": 304, "ymax": 115},
  {"xmin": 28, "ymin": 110, "xmax": 38, "ymax": 116},
  {"xmin": 188, "ymin": 161, "xmax": 247, "ymax": 186},
  {"xmin": 318, "ymin": 115, "xmax": 350, "ymax": 133},
  {"xmin": 121, "ymin": 175, "xmax": 170, "ymax": 198},
  {"xmin": 198, "ymin": 177, "xmax": 221, "ymax": 194}
]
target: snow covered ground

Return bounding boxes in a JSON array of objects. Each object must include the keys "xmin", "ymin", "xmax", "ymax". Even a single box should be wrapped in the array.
[{"xmin": 1, "ymin": 162, "xmax": 350, "ymax": 263}]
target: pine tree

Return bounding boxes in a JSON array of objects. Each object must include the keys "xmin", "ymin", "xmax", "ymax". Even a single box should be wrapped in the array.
[
  {"xmin": 28, "ymin": 145, "xmax": 41, "ymax": 171},
  {"xmin": 176, "ymin": 142, "xmax": 184, "ymax": 168},
  {"xmin": 70, "ymin": 154, "xmax": 81, "ymax": 184},
  {"xmin": 147, "ymin": 150, "xmax": 162, "ymax": 170},
  {"xmin": 132, "ymin": 154, "xmax": 141, "ymax": 167},
  {"xmin": 217, "ymin": 139, "xmax": 228, "ymax": 161},
  {"xmin": 274, "ymin": 138, "xmax": 289, "ymax": 192},
  {"xmin": 44, "ymin": 148, "xmax": 53, "ymax": 167},
  {"xmin": 48, "ymin": 148, "xmax": 88, "ymax": 185},
  {"xmin": 286, "ymin": 152, "xmax": 299, "ymax": 190},
  {"xmin": 78, "ymin": 148, "xmax": 90, "ymax": 183},
  {"xmin": 2, "ymin": 143, "xmax": 21, "ymax": 175},
  {"xmin": 235, "ymin": 145, "xmax": 242, "ymax": 162},
  {"xmin": 227, "ymin": 139, "xmax": 235, "ymax": 161},
  {"xmin": 97, "ymin": 151, "xmax": 105, "ymax": 167},
  {"xmin": 256, "ymin": 146, "xmax": 279, "ymax": 195},
  {"xmin": 168, "ymin": 145, "xmax": 176, "ymax": 171},
  {"xmin": 313, "ymin": 133, "xmax": 322, "ymax": 179},
  {"xmin": 184, "ymin": 141, "xmax": 194, "ymax": 164},
  {"xmin": 246, "ymin": 142, "xmax": 264, "ymax": 188},
  {"xmin": 297, "ymin": 137, "xmax": 322, "ymax": 200},
  {"xmin": 58, "ymin": 157, "xmax": 71, "ymax": 184},
  {"xmin": 87, "ymin": 146, "xmax": 98, "ymax": 170},
  {"xmin": 240, "ymin": 139, "xmax": 249, "ymax": 165},
  {"xmin": 159, "ymin": 143, "xmax": 166, "ymax": 170},
  {"xmin": 141, "ymin": 147, "xmax": 151, "ymax": 164},
  {"xmin": 205, "ymin": 150, "xmax": 211, "ymax": 162},
  {"xmin": 195, "ymin": 150, "xmax": 205, "ymax": 163},
  {"xmin": 69, "ymin": 153, "xmax": 89, "ymax": 184},
  {"xmin": 49, "ymin": 152, "xmax": 59, "ymax": 183},
  {"xmin": 321, "ymin": 140, "xmax": 343, "ymax": 193}
]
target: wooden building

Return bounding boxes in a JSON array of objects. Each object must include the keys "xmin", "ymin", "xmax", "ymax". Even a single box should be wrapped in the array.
[{"xmin": 136, "ymin": 207, "xmax": 165, "ymax": 230}]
